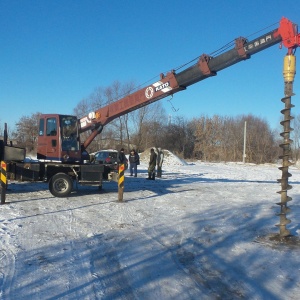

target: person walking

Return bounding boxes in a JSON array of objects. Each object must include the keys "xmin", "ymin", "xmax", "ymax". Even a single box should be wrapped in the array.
[
  {"xmin": 147, "ymin": 148, "xmax": 157, "ymax": 180},
  {"xmin": 129, "ymin": 149, "xmax": 139, "ymax": 177},
  {"xmin": 156, "ymin": 148, "xmax": 164, "ymax": 178}
]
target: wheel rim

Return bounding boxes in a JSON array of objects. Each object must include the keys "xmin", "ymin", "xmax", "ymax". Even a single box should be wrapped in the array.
[{"xmin": 54, "ymin": 178, "xmax": 68, "ymax": 193}]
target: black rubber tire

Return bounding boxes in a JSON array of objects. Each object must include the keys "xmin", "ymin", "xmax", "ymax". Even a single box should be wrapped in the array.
[{"xmin": 49, "ymin": 173, "xmax": 73, "ymax": 198}]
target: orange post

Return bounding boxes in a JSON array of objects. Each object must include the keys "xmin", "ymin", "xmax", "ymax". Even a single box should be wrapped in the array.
[
  {"xmin": 118, "ymin": 164, "xmax": 125, "ymax": 201},
  {"xmin": 1, "ymin": 161, "xmax": 7, "ymax": 204}
]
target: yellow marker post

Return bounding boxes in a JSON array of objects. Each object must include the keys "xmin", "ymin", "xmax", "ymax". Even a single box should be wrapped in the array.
[
  {"xmin": 118, "ymin": 164, "xmax": 125, "ymax": 201},
  {"xmin": 1, "ymin": 161, "xmax": 7, "ymax": 204}
]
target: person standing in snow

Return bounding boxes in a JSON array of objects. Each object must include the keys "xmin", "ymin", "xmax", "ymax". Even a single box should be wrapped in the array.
[
  {"xmin": 118, "ymin": 148, "xmax": 126, "ymax": 164},
  {"xmin": 129, "ymin": 149, "xmax": 139, "ymax": 177},
  {"xmin": 147, "ymin": 148, "xmax": 157, "ymax": 180},
  {"xmin": 156, "ymin": 148, "xmax": 164, "ymax": 178}
]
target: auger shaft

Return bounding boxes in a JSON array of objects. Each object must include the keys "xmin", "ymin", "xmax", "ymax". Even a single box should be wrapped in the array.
[{"xmin": 276, "ymin": 54, "xmax": 296, "ymax": 236}]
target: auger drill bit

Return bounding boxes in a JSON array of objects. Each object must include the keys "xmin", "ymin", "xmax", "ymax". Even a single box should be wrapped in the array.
[{"xmin": 276, "ymin": 54, "xmax": 296, "ymax": 237}]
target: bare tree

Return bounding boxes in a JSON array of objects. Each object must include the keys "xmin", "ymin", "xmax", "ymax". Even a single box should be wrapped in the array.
[
  {"xmin": 193, "ymin": 115, "xmax": 223, "ymax": 161},
  {"xmin": 13, "ymin": 112, "xmax": 42, "ymax": 153},
  {"xmin": 193, "ymin": 114, "xmax": 277, "ymax": 163},
  {"xmin": 130, "ymin": 102, "xmax": 166, "ymax": 151},
  {"xmin": 73, "ymin": 81, "xmax": 136, "ymax": 152},
  {"xmin": 291, "ymin": 114, "xmax": 300, "ymax": 161},
  {"xmin": 108, "ymin": 81, "xmax": 136, "ymax": 148},
  {"xmin": 242, "ymin": 115, "xmax": 278, "ymax": 164},
  {"xmin": 157, "ymin": 116, "xmax": 194, "ymax": 157}
]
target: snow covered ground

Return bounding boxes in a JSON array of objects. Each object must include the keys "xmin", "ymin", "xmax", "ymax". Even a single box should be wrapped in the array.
[{"xmin": 1, "ymin": 151, "xmax": 300, "ymax": 299}]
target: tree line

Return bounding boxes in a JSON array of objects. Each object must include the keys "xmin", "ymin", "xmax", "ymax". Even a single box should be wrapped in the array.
[{"xmin": 9, "ymin": 81, "xmax": 300, "ymax": 164}]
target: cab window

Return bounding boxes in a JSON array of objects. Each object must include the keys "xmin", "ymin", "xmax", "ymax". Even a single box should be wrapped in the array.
[
  {"xmin": 39, "ymin": 119, "xmax": 45, "ymax": 136},
  {"xmin": 46, "ymin": 118, "xmax": 57, "ymax": 136}
]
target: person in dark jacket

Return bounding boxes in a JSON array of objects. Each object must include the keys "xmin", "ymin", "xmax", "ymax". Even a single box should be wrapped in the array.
[
  {"xmin": 156, "ymin": 147, "xmax": 164, "ymax": 178},
  {"xmin": 129, "ymin": 149, "xmax": 139, "ymax": 177},
  {"xmin": 118, "ymin": 148, "xmax": 126, "ymax": 164},
  {"xmin": 147, "ymin": 148, "xmax": 157, "ymax": 180}
]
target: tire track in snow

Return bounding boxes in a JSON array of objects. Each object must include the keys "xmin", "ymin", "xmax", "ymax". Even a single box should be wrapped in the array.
[
  {"xmin": 86, "ymin": 234, "xmax": 135, "ymax": 299},
  {"xmin": 143, "ymin": 222, "xmax": 247, "ymax": 299},
  {"xmin": 0, "ymin": 220, "xmax": 17, "ymax": 300}
]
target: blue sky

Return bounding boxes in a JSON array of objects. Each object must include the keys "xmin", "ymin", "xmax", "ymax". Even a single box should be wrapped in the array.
[{"xmin": 0, "ymin": 0, "xmax": 299, "ymax": 131}]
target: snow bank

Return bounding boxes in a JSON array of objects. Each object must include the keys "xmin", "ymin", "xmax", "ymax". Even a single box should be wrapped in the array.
[{"xmin": 139, "ymin": 148, "xmax": 188, "ymax": 166}]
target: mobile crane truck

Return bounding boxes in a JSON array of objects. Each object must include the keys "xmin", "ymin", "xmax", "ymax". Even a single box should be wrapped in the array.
[{"xmin": 1, "ymin": 17, "xmax": 299, "ymax": 198}]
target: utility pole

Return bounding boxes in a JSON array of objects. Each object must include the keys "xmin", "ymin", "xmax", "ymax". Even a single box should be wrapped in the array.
[{"xmin": 243, "ymin": 121, "xmax": 247, "ymax": 163}]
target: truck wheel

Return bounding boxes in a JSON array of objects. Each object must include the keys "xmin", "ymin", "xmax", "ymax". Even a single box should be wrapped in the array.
[{"xmin": 49, "ymin": 173, "xmax": 73, "ymax": 197}]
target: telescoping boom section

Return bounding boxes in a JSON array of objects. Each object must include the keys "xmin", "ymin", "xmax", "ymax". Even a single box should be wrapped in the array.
[{"xmin": 37, "ymin": 17, "xmax": 300, "ymax": 162}]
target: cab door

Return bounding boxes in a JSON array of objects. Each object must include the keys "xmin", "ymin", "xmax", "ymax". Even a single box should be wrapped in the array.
[{"xmin": 37, "ymin": 115, "xmax": 61, "ymax": 161}]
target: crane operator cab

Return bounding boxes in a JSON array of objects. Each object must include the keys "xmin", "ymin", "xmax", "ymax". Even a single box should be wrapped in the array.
[{"xmin": 37, "ymin": 114, "xmax": 82, "ymax": 163}]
